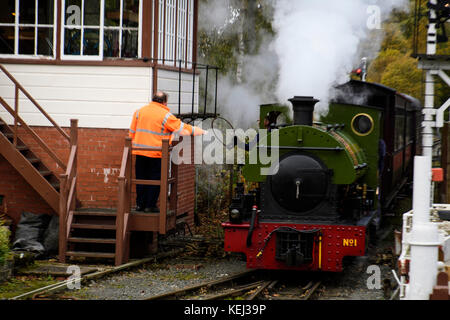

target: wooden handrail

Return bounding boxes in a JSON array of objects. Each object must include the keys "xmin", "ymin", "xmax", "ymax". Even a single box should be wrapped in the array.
[
  {"xmin": 116, "ymin": 137, "xmax": 132, "ymax": 265},
  {"xmin": 0, "ymin": 97, "xmax": 67, "ymax": 171},
  {"xmin": 0, "ymin": 64, "xmax": 70, "ymax": 141},
  {"xmin": 58, "ymin": 120, "xmax": 78, "ymax": 264},
  {"xmin": 0, "ymin": 64, "xmax": 71, "ymax": 172},
  {"xmin": 116, "ymin": 137, "xmax": 176, "ymax": 265}
]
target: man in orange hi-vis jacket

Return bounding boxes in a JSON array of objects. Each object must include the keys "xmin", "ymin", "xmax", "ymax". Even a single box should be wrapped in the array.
[{"xmin": 129, "ymin": 91, "xmax": 206, "ymax": 213}]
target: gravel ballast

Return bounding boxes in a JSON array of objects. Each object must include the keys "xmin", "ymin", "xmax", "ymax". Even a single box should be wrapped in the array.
[{"xmin": 64, "ymin": 256, "xmax": 247, "ymax": 300}]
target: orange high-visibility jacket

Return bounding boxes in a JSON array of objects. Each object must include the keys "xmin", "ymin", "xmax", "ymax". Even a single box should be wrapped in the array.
[{"xmin": 129, "ymin": 101, "xmax": 204, "ymax": 158}]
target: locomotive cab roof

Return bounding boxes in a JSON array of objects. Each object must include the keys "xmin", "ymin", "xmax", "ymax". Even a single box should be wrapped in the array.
[{"xmin": 332, "ymin": 80, "xmax": 422, "ymax": 111}]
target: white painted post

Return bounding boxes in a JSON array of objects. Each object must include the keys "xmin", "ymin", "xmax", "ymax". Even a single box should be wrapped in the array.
[
  {"xmin": 422, "ymin": 0, "xmax": 437, "ymax": 159},
  {"xmin": 404, "ymin": 156, "xmax": 440, "ymax": 300}
]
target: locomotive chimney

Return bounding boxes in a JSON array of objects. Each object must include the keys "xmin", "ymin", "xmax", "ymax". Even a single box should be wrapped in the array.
[{"xmin": 288, "ymin": 96, "xmax": 320, "ymax": 126}]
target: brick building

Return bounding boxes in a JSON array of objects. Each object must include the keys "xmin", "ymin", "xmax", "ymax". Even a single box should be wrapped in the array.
[{"xmin": 0, "ymin": 0, "xmax": 200, "ymax": 264}]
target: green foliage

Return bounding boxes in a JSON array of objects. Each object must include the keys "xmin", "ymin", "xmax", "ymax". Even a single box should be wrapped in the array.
[
  {"xmin": 0, "ymin": 276, "xmax": 58, "ymax": 299},
  {"xmin": 380, "ymin": 54, "xmax": 423, "ymax": 99},
  {"xmin": 367, "ymin": 48, "xmax": 405, "ymax": 84},
  {"xmin": 367, "ymin": 0, "xmax": 450, "ymax": 104},
  {"xmin": 198, "ymin": 30, "xmax": 239, "ymax": 76},
  {"xmin": 198, "ymin": 0, "xmax": 274, "ymax": 77},
  {"xmin": 0, "ymin": 220, "xmax": 12, "ymax": 265}
]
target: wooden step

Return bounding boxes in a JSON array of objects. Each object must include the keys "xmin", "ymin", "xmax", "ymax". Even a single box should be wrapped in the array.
[
  {"xmin": 68, "ymin": 237, "xmax": 116, "ymax": 244},
  {"xmin": 39, "ymin": 170, "xmax": 52, "ymax": 177},
  {"xmin": 71, "ymin": 223, "xmax": 116, "ymax": 230},
  {"xmin": 50, "ymin": 181, "xmax": 60, "ymax": 189},
  {"xmin": 27, "ymin": 157, "xmax": 40, "ymax": 164},
  {"xmin": 73, "ymin": 210, "xmax": 116, "ymax": 217},
  {"xmin": 66, "ymin": 251, "xmax": 115, "ymax": 259},
  {"xmin": 15, "ymin": 145, "xmax": 29, "ymax": 152}
]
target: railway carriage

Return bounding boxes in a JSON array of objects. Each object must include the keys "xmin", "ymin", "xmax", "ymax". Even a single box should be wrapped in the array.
[{"xmin": 222, "ymin": 80, "xmax": 421, "ymax": 272}]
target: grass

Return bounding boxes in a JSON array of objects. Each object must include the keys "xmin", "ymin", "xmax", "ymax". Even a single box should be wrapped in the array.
[{"xmin": 0, "ymin": 275, "xmax": 58, "ymax": 299}]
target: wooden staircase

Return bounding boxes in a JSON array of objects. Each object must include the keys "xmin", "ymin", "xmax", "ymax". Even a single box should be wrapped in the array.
[
  {"xmin": 0, "ymin": 64, "xmax": 74, "ymax": 215},
  {"xmin": 0, "ymin": 117, "xmax": 61, "ymax": 211},
  {"xmin": 65, "ymin": 208, "xmax": 119, "ymax": 260},
  {"xmin": 0, "ymin": 64, "xmax": 178, "ymax": 267}
]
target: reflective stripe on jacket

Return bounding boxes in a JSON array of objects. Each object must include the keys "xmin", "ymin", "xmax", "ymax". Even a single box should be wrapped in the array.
[{"xmin": 129, "ymin": 102, "xmax": 204, "ymax": 158}]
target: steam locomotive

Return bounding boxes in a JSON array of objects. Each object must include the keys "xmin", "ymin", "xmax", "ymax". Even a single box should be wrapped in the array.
[{"xmin": 222, "ymin": 80, "xmax": 421, "ymax": 272}]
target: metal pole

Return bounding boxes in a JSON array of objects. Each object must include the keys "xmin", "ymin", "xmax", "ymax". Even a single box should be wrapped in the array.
[
  {"xmin": 405, "ymin": 156, "xmax": 440, "ymax": 300},
  {"xmin": 204, "ymin": 65, "xmax": 209, "ymax": 116},
  {"xmin": 178, "ymin": 59, "xmax": 182, "ymax": 116},
  {"xmin": 214, "ymin": 67, "xmax": 218, "ymax": 116},
  {"xmin": 422, "ymin": 0, "xmax": 437, "ymax": 159}
]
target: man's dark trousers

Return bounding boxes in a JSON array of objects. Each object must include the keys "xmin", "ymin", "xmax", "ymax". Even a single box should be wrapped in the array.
[{"xmin": 135, "ymin": 155, "xmax": 161, "ymax": 209}]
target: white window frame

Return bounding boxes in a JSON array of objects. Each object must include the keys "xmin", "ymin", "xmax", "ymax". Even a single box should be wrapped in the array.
[
  {"xmin": 176, "ymin": 0, "xmax": 187, "ymax": 64},
  {"xmin": 61, "ymin": 0, "xmax": 142, "ymax": 61},
  {"xmin": 103, "ymin": 0, "xmax": 142, "ymax": 59},
  {"xmin": 156, "ymin": 0, "xmax": 194, "ymax": 67},
  {"xmin": 61, "ymin": 0, "xmax": 105, "ymax": 61},
  {"xmin": 0, "ymin": 0, "xmax": 57, "ymax": 59},
  {"xmin": 186, "ymin": 0, "xmax": 193, "ymax": 68}
]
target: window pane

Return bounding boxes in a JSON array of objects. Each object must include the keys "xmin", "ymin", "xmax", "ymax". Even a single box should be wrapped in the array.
[
  {"xmin": 121, "ymin": 29, "xmax": 137, "ymax": 57},
  {"xmin": 65, "ymin": 0, "xmax": 81, "ymax": 26},
  {"xmin": 0, "ymin": 27, "xmax": 15, "ymax": 54},
  {"xmin": 83, "ymin": 28, "xmax": 99, "ymax": 55},
  {"xmin": 105, "ymin": 0, "xmax": 120, "ymax": 27},
  {"xmin": 84, "ymin": 0, "xmax": 100, "ymax": 26},
  {"xmin": 19, "ymin": 27, "xmax": 35, "ymax": 54},
  {"xmin": 20, "ymin": 0, "xmax": 36, "ymax": 25},
  {"xmin": 38, "ymin": 0, "xmax": 54, "ymax": 25},
  {"xmin": 64, "ymin": 28, "xmax": 80, "ymax": 55},
  {"xmin": 104, "ymin": 29, "xmax": 120, "ymax": 57},
  {"xmin": 123, "ymin": 0, "xmax": 139, "ymax": 28},
  {"xmin": 0, "ymin": 1, "xmax": 16, "ymax": 24},
  {"xmin": 37, "ymin": 27, "xmax": 53, "ymax": 55}
]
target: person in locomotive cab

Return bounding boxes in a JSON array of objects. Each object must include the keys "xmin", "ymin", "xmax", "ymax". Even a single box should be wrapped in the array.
[
  {"xmin": 129, "ymin": 91, "xmax": 206, "ymax": 213},
  {"xmin": 378, "ymin": 139, "xmax": 386, "ymax": 174}
]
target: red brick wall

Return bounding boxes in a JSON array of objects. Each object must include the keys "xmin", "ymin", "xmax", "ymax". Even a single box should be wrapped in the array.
[
  {"xmin": 0, "ymin": 127, "xmax": 196, "ymax": 229},
  {"xmin": 0, "ymin": 155, "xmax": 55, "ymax": 225}
]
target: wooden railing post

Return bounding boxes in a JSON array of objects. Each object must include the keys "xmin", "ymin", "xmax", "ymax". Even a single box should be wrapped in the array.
[
  {"xmin": 125, "ymin": 137, "xmax": 132, "ymax": 213},
  {"xmin": 58, "ymin": 174, "xmax": 68, "ymax": 263},
  {"xmin": 70, "ymin": 119, "xmax": 78, "ymax": 210},
  {"xmin": 159, "ymin": 139, "xmax": 170, "ymax": 234},
  {"xmin": 116, "ymin": 176, "xmax": 125, "ymax": 266},
  {"xmin": 116, "ymin": 137, "xmax": 132, "ymax": 265},
  {"xmin": 70, "ymin": 119, "xmax": 78, "ymax": 147},
  {"xmin": 13, "ymin": 85, "xmax": 18, "ymax": 146}
]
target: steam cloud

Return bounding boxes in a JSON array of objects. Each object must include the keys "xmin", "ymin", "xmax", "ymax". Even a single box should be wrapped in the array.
[
  {"xmin": 199, "ymin": 0, "xmax": 409, "ymax": 128},
  {"xmin": 272, "ymin": 0, "xmax": 409, "ymax": 116}
]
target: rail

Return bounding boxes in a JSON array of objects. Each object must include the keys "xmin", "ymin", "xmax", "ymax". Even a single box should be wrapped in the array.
[
  {"xmin": 58, "ymin": 120, "xmax": 78, "ymax": 263},
  {"xmin": 0, "ymin": 64, "xmax": 70, "ymax": 171},
  {"xmin": 116, "ymin": 137, "xmax": 176, "ymax": 265}
]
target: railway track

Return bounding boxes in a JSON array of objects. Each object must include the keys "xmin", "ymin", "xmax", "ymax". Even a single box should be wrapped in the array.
[
  {"xmin": 10, "ymin": 247, "xmax": 322, "ymax": 301},
  {"xmin": 10, "ymin": 249, "xmax": 185, "ymax": 300},
  {"xmin": 145, "ymin": 269, "xmax": 321, "ymax": 301}
]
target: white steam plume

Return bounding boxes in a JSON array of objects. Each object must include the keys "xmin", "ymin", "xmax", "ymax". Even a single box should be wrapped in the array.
[
  {"xmin": 272, "ymin": 0, "xmax": 409, "ymax": 115},
  {"xmin": 199, "ymin": 0, "xmax": 409, "ymax": 128}
]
